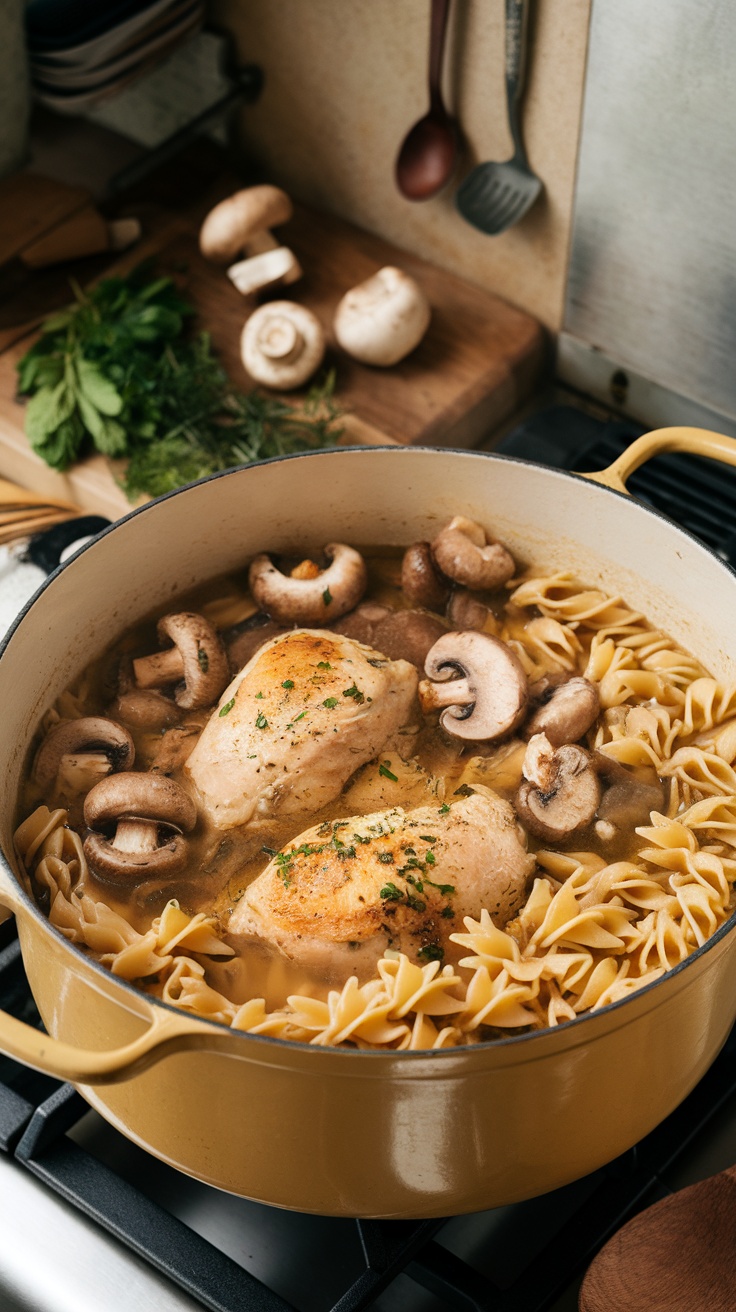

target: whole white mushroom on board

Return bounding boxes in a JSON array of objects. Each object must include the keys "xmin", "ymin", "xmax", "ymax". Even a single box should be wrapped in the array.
[
  {"xmin": 198, "ymin": 184, "xmax": 302, "ymax": 297},
  {"xmin": 240, "ymin": 301, "xmax": 326, "ymax": 390},
  {"xmin": 333, "ymin": 266, "xmax": 431, "ymax": 365}
]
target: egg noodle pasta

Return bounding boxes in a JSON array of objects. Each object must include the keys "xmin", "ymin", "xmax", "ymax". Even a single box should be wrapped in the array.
[{"xmin": 13, "ymin": 570, "xmax": 736, "ymax": 1049}]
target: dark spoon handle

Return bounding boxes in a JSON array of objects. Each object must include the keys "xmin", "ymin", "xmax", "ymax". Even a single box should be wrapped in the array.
[
  {"xmin": 505, "ymin": 0, "xmax": 531, "ymax": 158},
  {"xmin": 428, "ymin": 0, "xmax": 451, "ymax": 112}
]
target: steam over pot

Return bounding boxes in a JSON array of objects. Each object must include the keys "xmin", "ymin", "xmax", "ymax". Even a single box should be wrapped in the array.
[{"xmin": 1, "ymin": 430, "xmax": 736, "ymax": 1217}]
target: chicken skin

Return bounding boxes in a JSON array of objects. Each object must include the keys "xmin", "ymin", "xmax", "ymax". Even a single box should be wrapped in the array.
[
  {"xmin": 186, "ymin": 630, "xmax": 417, "ymax": 829},
  {"xmin": 229, "ymin": 789, "xmax": 534, "ymax": 978}
]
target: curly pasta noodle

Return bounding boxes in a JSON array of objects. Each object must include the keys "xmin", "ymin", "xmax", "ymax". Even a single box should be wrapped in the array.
[{"xmin": 13, "ymin": 571, "xmax": 736, "ymax": 1048}]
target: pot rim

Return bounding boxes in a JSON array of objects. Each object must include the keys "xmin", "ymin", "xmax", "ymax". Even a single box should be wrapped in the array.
[{"xmin": 3, "ymin": 442, "xmax": 736, "ymax": 1061}]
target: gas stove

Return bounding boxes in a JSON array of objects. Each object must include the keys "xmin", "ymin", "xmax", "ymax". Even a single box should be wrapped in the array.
[{"xmin": 2, "ymin": 404, "xmax": 736, "ymax": 1312}]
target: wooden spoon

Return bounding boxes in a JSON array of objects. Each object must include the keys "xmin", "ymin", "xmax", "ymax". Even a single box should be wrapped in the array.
[
  {"xmin": 395, "ymin": 0, "xmax": 460, "ymax": 201},
  {"xmin": 579, "ymin": 1165, "xmax": 736, "ymax": 1311}
]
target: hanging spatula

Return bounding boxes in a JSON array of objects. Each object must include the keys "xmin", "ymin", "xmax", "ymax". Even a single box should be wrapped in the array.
[{"xmin": 455, "ymin": 0, "xmax": 542, "ymax": 235}]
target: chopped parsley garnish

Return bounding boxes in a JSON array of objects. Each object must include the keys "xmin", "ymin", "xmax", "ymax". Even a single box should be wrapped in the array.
[
  {"xmin": 377, "ymin": 852, "xmax": 394, "ymax": 864},
  {"xmin": 441, "ymin": 907, "xmax": 455, "ymax": 919},
  {"xmin": 405, "ymin": 873, "xmax": 424, "ymax": 892},
  {"xmin": 342, "ymin": 684, "xmax": 365, "ymax": 703},
  {"xmin": 453, "ymin": 783, "xmax": 475, "ymax": 797},
  {"xmin": 336, "ymin": 845, "xmax": 357, "ymax": 860},
  {"xmin": 282, "ymin": 679, "xmax": 294, "ymax": 689},
  {"xmin": 418, "ymin": 943, "xmax": 444, "ymax": 963},
  {"xmin": 317, "ymin": 661, "xmax": 332, "ymax": 670},
  {"xmin": 419, "ymin": 835, "xmax": 437, "ymax": 843},
  {"xmin": 322, "ymin": 587, "xmax": 332, "ymax": 606},
  {"xmin": 380, "ymin": 882, "xmax": 403, "ymax": 901},
  {"xmin": 405, "ymin": 894, "xmax": 426, "ymax": 912},
  {"xmin": 262, "ymin": 845, "xmax": 278, "ymax": 857},
  {"xmin": 439, "ymin": 803, "xmax": 450, "ymax": 814},
  {"xmin": 323, "ymin": 696, "xmax": 338, "ymax": 709},
  {"xmin": 425, "ymin": 878, "xmax": 456, "ymax": 896},
  {"xmin": 255, "ymin": 711, "xmax": 269, "ymax": 729},
  {"xmin": 197, "ymin": 647, "xmax": 209, "ymax": 673},
  {"xmin": 425, "ymin": 851, "xmax": 437, "ymax": 866},
  {"xmin": 255, "ymin": 691, "xmax": 263, "ymax": 699},
  {"xmin": 402, "ymin": 846, "xmax": 416, "ymax": 855},
  {"xmin": 219, "ymin": 697, "xmax": 235, "ymax": 716},
  {"xmin": 378, "ymin": 762, "xmax": 398, "ymax": 782}
]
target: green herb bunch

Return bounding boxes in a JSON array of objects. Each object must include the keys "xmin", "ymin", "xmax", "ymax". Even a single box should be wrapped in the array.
[{"xmin": 17, "ymin": 265, "xmax": 343, "ymax": 499}]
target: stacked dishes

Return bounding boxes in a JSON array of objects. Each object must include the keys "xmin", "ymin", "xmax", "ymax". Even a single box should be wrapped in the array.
[{"xmin": 26, "ymin": 0, "xmax": 204, "ymax": 113}]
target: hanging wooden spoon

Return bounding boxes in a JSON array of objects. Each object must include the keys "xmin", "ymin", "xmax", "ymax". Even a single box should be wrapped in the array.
[
  {"xmin": 579, "ymin": 1165, "xmax": 736, "ymax": 1311},
  {"xmin": 395, "ymin": 0, "xmax": 460, "ymax": 201}
]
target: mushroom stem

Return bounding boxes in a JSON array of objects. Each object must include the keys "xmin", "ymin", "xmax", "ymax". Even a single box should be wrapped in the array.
[
  {"xmin": 418, "ymin": 675, "xmax": 473, "ymax": 714},
  {"xmin": 257, "ymin": 314, "xmax": 303, "ymax": 362},
  {"xmin": 113, "ymin": 818, "xmax": 159, "ymax": 854},
  {"xmin": 133, "ymin": 647, "xmax": 185, "ymax": 690},
  {"xmin": 57, "ymin": 752, "xmax": 113, "ymax": 796}
]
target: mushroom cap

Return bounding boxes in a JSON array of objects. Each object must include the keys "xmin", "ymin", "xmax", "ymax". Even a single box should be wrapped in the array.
[
  {"xmin": 515, "ymin": 735, "xmax": 601, "ymax": 841},
  {"xmin": 248, "ymin": 543, "xmax": 368, "ymax": 624},
  {"xmin": 108, "ymin": 690, "xmax": 182, "ymax": 731},
  {"xmin": 332, "ymin": 602, "xmax": 392, "ymax": 646},
  {"xmin": 34, "ymin": 717, "xmax": 134, "ymax": 792},
  {"xmin": 199, "ymin": 186, "xmax": 293, "ymax": 264},
  {"xmin": 524, "ymin": 675, "xmax": 601, "ymax": 746},
  {"xmin": 401, "ymin": 542, "xmax": 450, "ymax": 610},
  {"xmin": 371, "ymin": 609, "xmax": 448, "ymax": 670},
  {"xmin": 431, "ymin": 516, "xmax": 516, "ymax": 591},
  {"xmin": 157, "ymin": 612, "xmax": 230, "ymax": 710},
  {"xmin": 240, "ymin": 302, "xmax": 325, "ymax": 390},
  {"xmin": 84, "ymin": 771, "xmax": 197, "ymax": 832},
  {"xmin": 84, "ymin": 831, "xmax": 188, "ymax": 883},
  {"xmin": 333, "ymin": 266, "xmax": 430, "ymax": 366},
  {"xmin": 446, "ymin": 587, "xmax": 490, "ymax": 632},
  {"xmin": 419, "ymin": 631, "xmax": 529, "ymax": 741}
]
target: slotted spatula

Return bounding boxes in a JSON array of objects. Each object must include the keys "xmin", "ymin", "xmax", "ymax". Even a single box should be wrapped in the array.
[{"xmin": 455, "ymin": 0, "xmax": 542, "ymax": 235}]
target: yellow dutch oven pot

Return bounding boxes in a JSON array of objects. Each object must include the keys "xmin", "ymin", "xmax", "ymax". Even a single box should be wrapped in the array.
[{"xmin": 1, "ymin": 427, "xmax": 736, "ymax": 1219}]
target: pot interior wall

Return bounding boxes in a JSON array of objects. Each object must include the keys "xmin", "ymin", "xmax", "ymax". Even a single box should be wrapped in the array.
[{"xmin": 1, "ymin": 447, "xmax": 735, "ymax": 873}]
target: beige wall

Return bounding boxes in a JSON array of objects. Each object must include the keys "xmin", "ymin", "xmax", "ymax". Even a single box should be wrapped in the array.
[{"xmin": 212, "ymin": 0, "xmax": 591, "ymax": 332}]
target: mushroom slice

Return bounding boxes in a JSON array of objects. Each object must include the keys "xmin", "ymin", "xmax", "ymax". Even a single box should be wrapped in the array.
[
  {"xmin": 401, "ymin": 542, "xmax": 450, "ymax": 610},
  {"xmin": 34, "ymin": 717, "xmax": 134, "ymax": 794},
  {"xmin": 431, "ymin": 516, "xmax": 516, "ymax": 591},
  {"xmin": 83, "ymin": 772, "xmax": 197, "ymax": 883},
  {"xmin": 515, "ymin": 733, "xmax": 601, "ymax": 842},
  {"xmin": 418, "ymin": 631, "xmax": 528, "ymax": 741},
  {"xmin": 524, "ymin": 675, "xmax": 601, "ymax": 747},
  {"xmin": 132, "ymin": 612, "xmax": 230, "ymax": 711},
  {"xmin": 240, "ymin": 302, "xmax": 325, "ymax": 390},
  {"xmin": 249, "ymin": 543, "xmax": 368, "ymax": 624}
]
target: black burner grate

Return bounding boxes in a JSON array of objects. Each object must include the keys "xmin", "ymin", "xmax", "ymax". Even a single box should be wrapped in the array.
[{"xmin": 2, "ymin": 920, "xmax": 736, "ymax": 1312}]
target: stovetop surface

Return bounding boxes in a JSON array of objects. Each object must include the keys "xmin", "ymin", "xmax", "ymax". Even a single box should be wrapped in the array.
[{"xmin": 2, "ymin": 404, "xmax": 736, "ymax": 1312}]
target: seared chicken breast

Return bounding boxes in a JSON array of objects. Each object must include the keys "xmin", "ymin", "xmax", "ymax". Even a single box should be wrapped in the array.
[
  {"xmin": 229, "ymin": 788, "xmax": 534, "ymax": 977},
  {"xmin": 186, "ymin": 630, "xmax": 417, "ymax": 828}
]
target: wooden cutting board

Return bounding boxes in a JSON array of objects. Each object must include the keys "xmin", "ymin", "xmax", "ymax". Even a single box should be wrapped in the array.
[{"xmin": 0, "ymin": 174, "xmax": 547, "ymax": 520}]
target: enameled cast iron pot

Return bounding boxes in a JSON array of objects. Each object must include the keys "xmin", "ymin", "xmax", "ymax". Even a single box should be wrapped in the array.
[{"xmin": 1, "ymin": 426, "xmax": 736, "ymax": 1219}]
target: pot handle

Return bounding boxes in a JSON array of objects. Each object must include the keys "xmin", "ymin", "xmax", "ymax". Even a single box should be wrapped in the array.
[
  {"xmin": 583, "ymin": 426, "xmax": 736, "ymax": 494},
  {"xmin": 0, "ymin": 899, "xmax": 223, "ymax": 1086}
]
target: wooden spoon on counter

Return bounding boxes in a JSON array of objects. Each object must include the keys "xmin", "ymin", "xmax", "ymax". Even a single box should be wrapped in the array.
[
  {"xmin": 395, "ymin": 0, "xmax": 460, "ymax": 200},
  {"xmin": 579, "ymin": 1165, "xmax": 736, "ymax": 1311}
]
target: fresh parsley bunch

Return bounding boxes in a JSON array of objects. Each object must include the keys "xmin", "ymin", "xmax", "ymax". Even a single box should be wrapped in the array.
[{"xmin": 17, "ymin": 266, "xmax": 342, "ymax": 499}]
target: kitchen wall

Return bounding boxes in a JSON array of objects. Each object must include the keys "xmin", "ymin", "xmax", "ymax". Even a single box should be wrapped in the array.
[{"xmin": 211, "ymin": 0, "xmax": 591, "ymax": 332}]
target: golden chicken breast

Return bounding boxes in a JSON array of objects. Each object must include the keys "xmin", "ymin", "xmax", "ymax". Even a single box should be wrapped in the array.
[
  {"xmin": 186, "ymin": 630, "xmax": 417, "ymax": 829},
  {"xmin": 229, "ymin": 788, "xmax": 534, "ymax": 978}
]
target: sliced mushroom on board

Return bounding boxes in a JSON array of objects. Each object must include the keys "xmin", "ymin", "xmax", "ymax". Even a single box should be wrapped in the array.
[
  {"xmin": 83, "ymin": 772, "xmax": 197, "ymax": 883},
  {"xmin": 418, "ymin": 630, "xmax": 528, "ymax": 740}
]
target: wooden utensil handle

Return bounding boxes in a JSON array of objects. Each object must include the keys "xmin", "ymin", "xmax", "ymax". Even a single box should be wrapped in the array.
[{"xmin": 428, "ymin": 0, "xmax": 451, "ymax": 109}]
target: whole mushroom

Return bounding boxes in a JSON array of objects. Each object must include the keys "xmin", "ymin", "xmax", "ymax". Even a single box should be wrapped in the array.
[
  {"xmin": 84, "ymin": 772, "xmax": 197, "ymax": 883},
  {"xmin": 515, "ymin": 733, "xmax": 601, "ymax": 842},
  {"xmin": 334, "ymin": 267, "xmax": 430, "ymax": 366},
  {"xmin": 524, "ymin": 675, "xmax": 601, "ymax": 747},
  {"xmin": 34, "ymin": 717, "xmax": 135, "ymax": 795},
  {"xmin": 199, "ymin": 184, "xmax": 302, "ymax": 295},
  {"xmin": 249, "ymin": 543, "xmax": 368, "ymax": 624},
  {"xmin": 132, "ymin": 613, "xmax": 230, "ymax": 711},
  {"xmin": 418, "ymin": 631, "xmax": 529, "ymax": 740},
  {"xmin": 401, "ymin": 542, "xmax": 450, "ymax": 610},
  {"xmin": 431, "ymin": 516, "xmax": 516, "ymax": 591},
  {"xmin": 240, "ymin": 302, "xmax": 325, "ymax": 390}
]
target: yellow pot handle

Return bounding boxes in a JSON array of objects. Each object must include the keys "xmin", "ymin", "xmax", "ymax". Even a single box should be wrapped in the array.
[
  {"xmin": 0, "ymin": 989, "xmax": 224, "ymax": 1086},
  {"xmin": 583, "ymin": 426, "xmax": 736, "ymax": 495}
]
